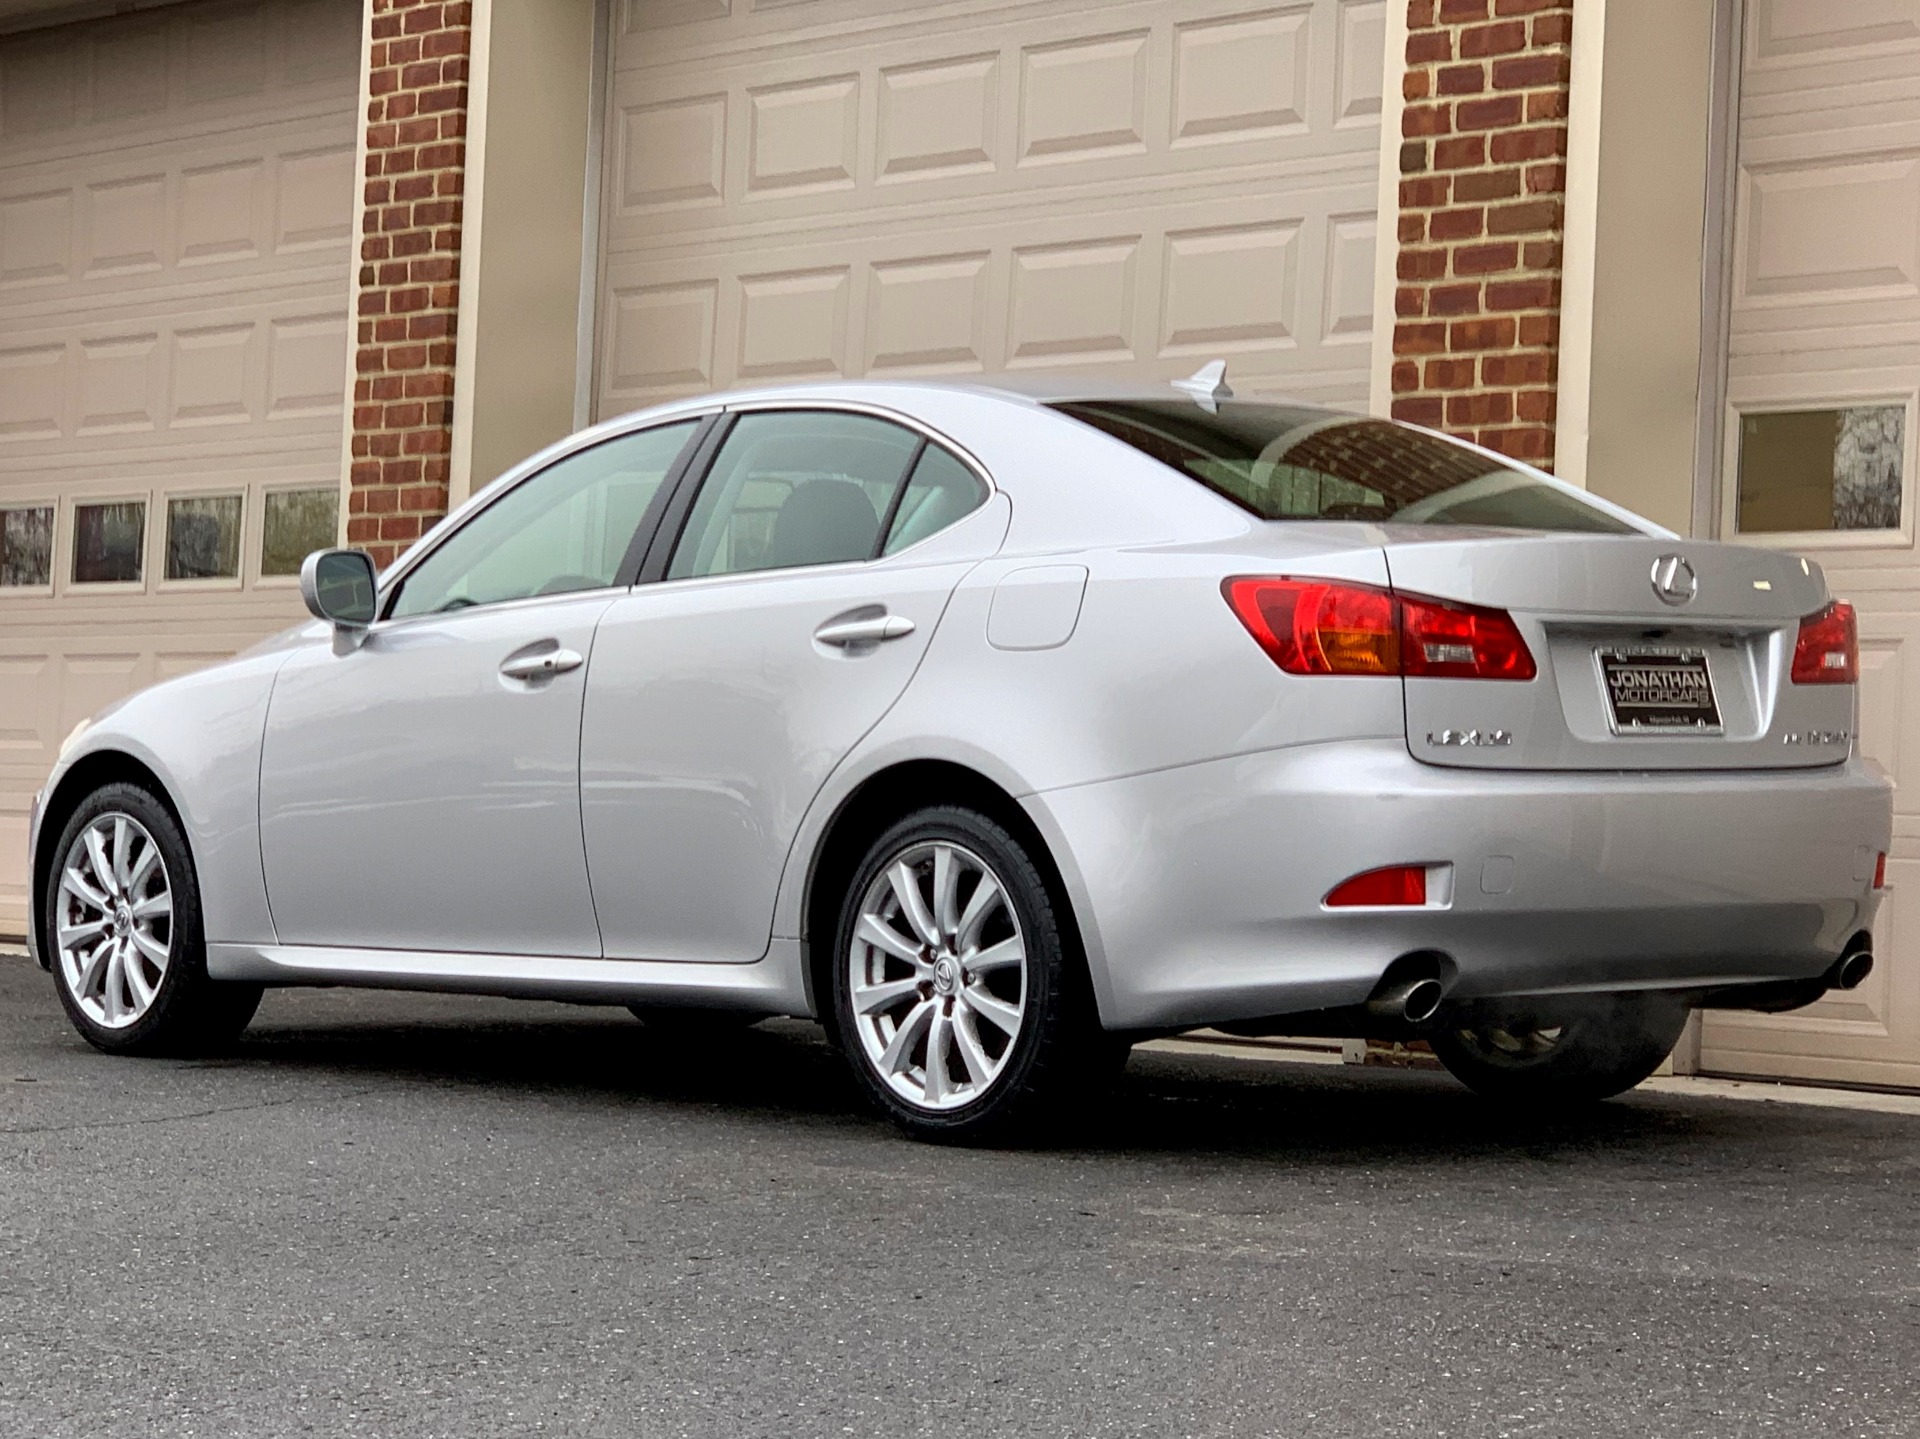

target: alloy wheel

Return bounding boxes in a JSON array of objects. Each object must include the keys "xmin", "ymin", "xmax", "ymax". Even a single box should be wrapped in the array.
[
  {"xmin": 55, "ymin": 812, "xmax": 173, "ymax": 1030},
  {"xmin": 846, "ymin": 840, "xmax": 1027, "ymax": 1112}
]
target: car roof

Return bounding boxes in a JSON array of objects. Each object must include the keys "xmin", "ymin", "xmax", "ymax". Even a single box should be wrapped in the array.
[{"xmin": 597, "ymin": 374, "xmax": 1360, "ymax": 430}]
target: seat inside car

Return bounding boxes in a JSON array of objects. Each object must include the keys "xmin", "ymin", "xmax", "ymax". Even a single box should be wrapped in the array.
[{"xmin": 764, "ymin": 478, "xmax": 880, "ymax": 569}]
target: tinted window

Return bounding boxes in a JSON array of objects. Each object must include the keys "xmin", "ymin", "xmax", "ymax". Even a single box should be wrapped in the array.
[
  {"xmin": 390, "ymin": 420, "xmax": 696, "ymax": 618},
  {"xmin": 883, "ymin": 444, "xmax": 987, "ymax": 555},
  {"xmin": 72, "ymin": 501, "xmax": 146, "ymax": 583},
  {"xmin": 1052, "ymin": 400, "xmax": 1636, "ymax": 534},
  {"xmin": 669, "ymin": 412, "xmax": 922, "ymax": 580}
]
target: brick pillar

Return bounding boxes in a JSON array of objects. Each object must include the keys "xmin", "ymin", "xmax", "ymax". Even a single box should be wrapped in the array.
[
  {"xmin": 1390, "ymin": 0, "xmax": 1572, "ymax": 470},
  {"xmin": 347, "ymin": 0, "xmax": 471, "ymax": 569}
]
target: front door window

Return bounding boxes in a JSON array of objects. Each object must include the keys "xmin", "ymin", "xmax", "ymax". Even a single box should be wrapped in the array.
[{"xmin": 390, "ymin": 419, "xmax": 698, "ymax": 617}]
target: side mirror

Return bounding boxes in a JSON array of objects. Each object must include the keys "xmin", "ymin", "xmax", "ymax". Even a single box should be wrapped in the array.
[{"xmin": 300, "ymin": 548, "xmax": 378, "ymax": 634}]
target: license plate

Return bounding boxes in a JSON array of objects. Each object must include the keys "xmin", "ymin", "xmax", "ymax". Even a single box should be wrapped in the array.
[{"xmin": 1597, "ymin": 647, "xmax": 1722, "ymax": 734}]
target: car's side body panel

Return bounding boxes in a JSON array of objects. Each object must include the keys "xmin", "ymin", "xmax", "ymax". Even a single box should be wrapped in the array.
[
  {"xmin": 259, "ymin": 591, "xmax": 617, "ymax": 957},
  {"xmin": 36, "ymin": 647, "xmax": 290, "ymax": 950},
  {"xmin": 581, "ymin": 555, "xmax": 977, "ymax": 963}
]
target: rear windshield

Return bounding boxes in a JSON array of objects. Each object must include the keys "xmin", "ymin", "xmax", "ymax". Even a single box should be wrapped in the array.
[{"xmin": 1051, "ymin": 400, "xmax": 1637, "ymax": 534}]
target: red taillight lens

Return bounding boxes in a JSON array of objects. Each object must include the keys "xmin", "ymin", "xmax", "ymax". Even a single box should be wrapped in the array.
[
  {"xmin": 1398, "ymin": 592, "xmax": 1538, "ymax": 680},
  {"xmin": 1221, "ymin": 577, "xmax": 1398, "ymax": 675},
  {"xmin": 1223, "ymin": 577, "xmax": 1535, "ymax": 680},
  {"xmin": 1325, "ymin": 865, "xmax": 1428, "ymax": 908},
  {"xmin": 1791, "ymin": 600, "xmax": 1858, "ymax": 684},
  {"xmin": 1875, "ymin": 852, "xmax": 1888, "ymax": 890}
]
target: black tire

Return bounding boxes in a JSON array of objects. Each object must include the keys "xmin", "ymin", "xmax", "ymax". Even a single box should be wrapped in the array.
[
  {"xmin": 830, "ymin": 805, "xmax": 1107, "ymax": 1143},
  {"xmin": 44, "ymin": 782, "xmax": 262, "ymax": 1057},
  {"xmin": 1430, "ymin": 993, "xmax": 1689, "ymax": 1106}
]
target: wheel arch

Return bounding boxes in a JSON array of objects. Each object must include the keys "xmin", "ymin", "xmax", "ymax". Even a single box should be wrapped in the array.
[
  {"xmin": 799, "ymin": 758, "xmax": 1098, "ymax": 1034},
  {"xmin": 31, "ymin": 749, "xmax": 189, "ymax": 971}
]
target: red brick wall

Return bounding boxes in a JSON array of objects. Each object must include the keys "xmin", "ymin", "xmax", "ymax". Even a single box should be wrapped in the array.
[
  {"xmin": 1390, "ymin": 0, "xmax": 1573, "ymax": 469},
  {"xmin": 347, "ymin": 0, "xmax": 471, "ymax": 569}
]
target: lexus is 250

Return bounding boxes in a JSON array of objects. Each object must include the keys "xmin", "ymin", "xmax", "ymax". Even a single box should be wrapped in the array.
[{"xmin": 27, "ymin": 369, "xmax": 1891, "ymax": 1140}]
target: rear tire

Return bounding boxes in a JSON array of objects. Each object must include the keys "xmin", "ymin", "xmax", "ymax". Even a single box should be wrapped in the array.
[
  {"xmin": 830, "ymin": 806, "xmax": 1107, "ymax": 1143},
  {"xmin": 45, "ymin": 782, "xmax": 262, "ymax": 1057},
  {"xmin": 1430, "ymin": 993, "xmax": 1688, "ymax": 1106}
]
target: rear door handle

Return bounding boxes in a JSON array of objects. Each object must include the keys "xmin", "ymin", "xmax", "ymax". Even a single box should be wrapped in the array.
[
  {"xmin": 500, "ymin": 644, "xmax": 584, "ymax": 681},
  {"xmin": 814, "ymin": 613, "xmax": 916, "ymax": 649}
]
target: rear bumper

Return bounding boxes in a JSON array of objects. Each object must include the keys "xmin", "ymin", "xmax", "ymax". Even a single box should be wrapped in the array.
[{"xmin": 1028, "ymin": 740, "xmax": 1892, "ymax": 1031}]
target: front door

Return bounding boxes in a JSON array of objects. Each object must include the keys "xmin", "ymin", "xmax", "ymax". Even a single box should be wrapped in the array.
[
  {"xmin": 258, "ymin": 418, "xmax": 700, "ymax": 955},
  {"xmin": 581, "ymin": 409, "xmax": 1001, "ymax": 962}
]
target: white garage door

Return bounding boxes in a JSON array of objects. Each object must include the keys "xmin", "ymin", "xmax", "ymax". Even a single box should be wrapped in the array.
[
  {"xmin": 593, "ymin": 0, "xmax": 1386, "ymax": 420},
  {"xmin": 1701, "ymin": 0, "xmax": 1920, "ymax": 1087},
  {"xmin": 0, "ymin": 0, "xmax": 359, "ymax": 935}
]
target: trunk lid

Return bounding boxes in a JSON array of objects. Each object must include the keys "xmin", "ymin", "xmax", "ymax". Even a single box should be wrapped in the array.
[{"xmin": 1381, "ymin": 530, "xmax": 1853, "ymax": 771}]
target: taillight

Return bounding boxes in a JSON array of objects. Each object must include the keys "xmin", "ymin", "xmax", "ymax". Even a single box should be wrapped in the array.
[
  {"xmin": 1325, "ymin": 865, "xmax": 1428, "ymax": 907},
  {"xmin": 1398, "ymin": 592, "xmax": 1537, "ymax": 680},
  {"xmin": 1221, "ymin": 577, "xmax": 1397, "ymax": 674},
  {"xmin": 1222, "ymin": 577, "xmax": 1535, "ymax": 681},
  {"xmin": 1791, "ymin": 600, "xmax": 1858, "ymax": 684},
  {"xmin": 1875, "ymin": 851, "xmax": 1888, "ymax": 890}
]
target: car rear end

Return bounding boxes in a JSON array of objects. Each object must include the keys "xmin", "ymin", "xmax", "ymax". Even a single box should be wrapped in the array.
[{"xmin": 1037, "ymin": 395, "xmax": 1891, "ymax": 1034}]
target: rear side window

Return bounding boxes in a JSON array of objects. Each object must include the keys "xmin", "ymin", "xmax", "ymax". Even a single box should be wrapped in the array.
[
  {"xmin": 668, "ymin": 411, "xmax": 987, "ymax": 579},
  {"xmin": 1051, "ymin": 400, "xmax": 1637, "ymax": 534}
]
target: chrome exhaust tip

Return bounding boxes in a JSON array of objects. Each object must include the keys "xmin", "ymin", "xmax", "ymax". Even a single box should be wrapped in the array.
[
  {"xmin": 1831, "ymin": 948, "xmax": 1874, "ymax": 991},
  {"xmin": 1367, "ymin": 976, "xmax": 1446, "ymax": 1026}
]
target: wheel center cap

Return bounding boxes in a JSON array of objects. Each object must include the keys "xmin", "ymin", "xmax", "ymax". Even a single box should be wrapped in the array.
[
  {"xmin": 113, "ymin": 901, "xmax": 132, "ymax": 936},
  {"xmin": 932, "ymin": 957, "xmax": 959, "ymax": 996}
]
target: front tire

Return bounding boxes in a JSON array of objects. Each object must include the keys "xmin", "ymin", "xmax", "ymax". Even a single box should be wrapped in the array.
[
  {"xmin": 1430, "ymin": 993, "xmax": 1688, "ymax": 1107},
  {"xmin": 45, "ymin": 782, "xmax": 262, "ymax": 1056},
  {"xmin": 831, "ymin": 806, "xmax": 1104, "ymax": 1142}
]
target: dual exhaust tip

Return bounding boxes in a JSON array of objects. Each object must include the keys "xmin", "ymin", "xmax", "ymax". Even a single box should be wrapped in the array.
[
  {"xmin": 1829, "ymin": 944, "xmax": 1874, "ymax": 992},
  {"xmin": 1364, "ymin": 943, "xmax": 1873, "ymax": 1027},
  {"xmin": 1366, "ymin": 973, "xmax": 1447, "ymax": 1027}
]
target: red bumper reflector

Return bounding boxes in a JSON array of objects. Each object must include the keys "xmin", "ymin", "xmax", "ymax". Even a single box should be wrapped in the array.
[
  {"xmin": 1875, "ymin": 852, "xmax": 1888, "ymax": 890},
  {"xmin": 1325, "ymin": 865, "xmax": 1428, "ymax": 908}
]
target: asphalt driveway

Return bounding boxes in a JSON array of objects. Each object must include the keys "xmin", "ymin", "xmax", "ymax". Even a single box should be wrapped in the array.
[{"xmin": 2, "ymin": 951, "xmax": 1917, "ymax": 1438}]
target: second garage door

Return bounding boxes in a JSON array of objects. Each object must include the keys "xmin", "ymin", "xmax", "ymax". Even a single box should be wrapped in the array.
[{"xmin": 593, "ymin": 0, "xmax": 1387, "ymax": 419}]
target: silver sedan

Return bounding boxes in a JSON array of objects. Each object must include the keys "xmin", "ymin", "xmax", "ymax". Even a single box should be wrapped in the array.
[{"xmin": 26, "ymin": 372, "xmax": 1892, "ymax": 1140}]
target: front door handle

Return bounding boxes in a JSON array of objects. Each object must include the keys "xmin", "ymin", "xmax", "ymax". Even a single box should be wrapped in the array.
[
  {"xmin": 500, "ymin": 644, "xmax": 584, "ymax": 681},
  {"xmin": 814, "ymin": 613, "xmax": 916, "ymax": 649}
]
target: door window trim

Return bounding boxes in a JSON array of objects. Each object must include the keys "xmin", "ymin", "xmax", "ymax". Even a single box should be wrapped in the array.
[{"xmin": 634, "ymin": 400, "xmax": 997, "ymax": 586}]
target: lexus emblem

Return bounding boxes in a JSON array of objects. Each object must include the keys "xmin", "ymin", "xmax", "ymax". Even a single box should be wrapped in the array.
[{"xmin": 1651, "ymin": 554, "xmax": 1697, "ymax": 606}]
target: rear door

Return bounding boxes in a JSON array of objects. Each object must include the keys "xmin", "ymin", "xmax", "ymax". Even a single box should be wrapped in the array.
[
  {"xmin": 1385, "ymin": 534, "xmax": 1853, "ymax": 771},
  {"xmin": 580, "ymin": 408, "xmax": 1003, "ymax": 963}
]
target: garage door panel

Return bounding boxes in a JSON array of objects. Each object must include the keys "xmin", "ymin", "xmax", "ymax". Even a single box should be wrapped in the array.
[
  {"xmin": 600, "ymin": 192, "xmax": 1375, "ymax": 412},
  {"xmin": 1704, "ymin": 4, "xmax": 1920, "ymax": 1084},
  {"xmin": 0, "ymin": 0, "xmax": 356, "ymax": 936},
  {"xmin": 598, "ymin": 0, "xmax": 1382, "ymax": 420}
]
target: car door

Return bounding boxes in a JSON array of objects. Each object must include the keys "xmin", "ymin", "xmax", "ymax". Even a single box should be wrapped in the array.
[
  {"xmin": 258, "ymin": 418, "xmax": 704, "ymax": 956},
  {"xmin": 580, "ymin": 407, "xmax": 1002, "ymax": 963}
]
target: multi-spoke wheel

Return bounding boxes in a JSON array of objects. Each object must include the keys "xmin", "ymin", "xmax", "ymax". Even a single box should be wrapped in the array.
[
  {"xmin": 45, "ymin": 782, "xmax": 261, "ymax": 1055},
  {"xmin": 55, "ymin": 811, "xmax": 173, "ymax": 1029},
  {"xmin": 1430, "ymin": 993, "xmax": 1689, "ymax": 1107},
  {"xmin": 831, "ymin": 806, "xmax": 1107, "ymax": 1141}
]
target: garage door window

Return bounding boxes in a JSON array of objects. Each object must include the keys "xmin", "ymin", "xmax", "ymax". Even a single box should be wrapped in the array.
[
  {"xmin": 72, "ymin": 501, "xmax": 146, "ymax": 585},
  {"xmin": 0, "ymin": 506, "xmax": 53, "ymax": 587},
  {"xmin": 1736, "ymin": 405, "xmax": 1908, "ymax": 536},
  {"xmin": 165, "ymin": 495, "xmax": 243, "ymax": 581},
  {"xmin": 261, "ymin": 488, "xmax": 341, "ymax": 577}
]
